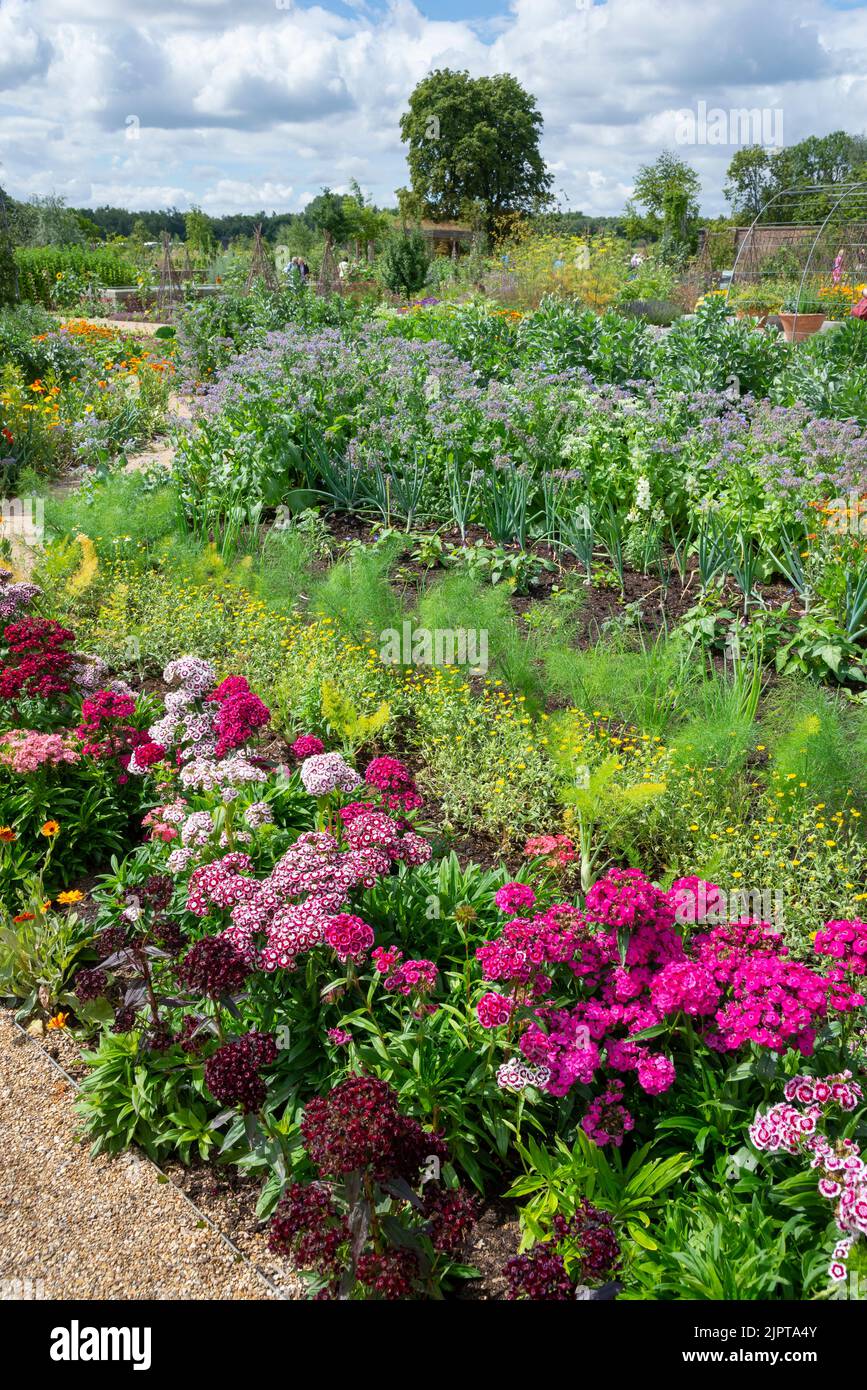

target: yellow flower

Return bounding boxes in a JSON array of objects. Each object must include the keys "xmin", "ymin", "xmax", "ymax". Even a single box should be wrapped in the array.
[
  {"xmin": 56, "ymin": 890, "xmax": 84, "ymax": 904},
  {"xmin": 0, "ymin": 826, "xmax": 16, "ymax": 842},
  {"xmin": 40, "ymin": 820, "xmax": 60, "ymax": 837}
]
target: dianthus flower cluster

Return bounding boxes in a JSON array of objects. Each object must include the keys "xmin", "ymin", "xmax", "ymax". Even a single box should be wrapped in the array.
[
  {"xmin": 362, "ymin": 756, "xmax": 423, "ymax": 815},
  {"xmin": 207, "ymin": 675, "xmax": 270, "ymax": 758},
  {"xmin": 267, "ymin": 1076, "xmax": 474, "ymax": 1299},
  {"xmin": 496, "ymin": 1056, "xmax": 552, "ymax": 1092},
  {"xmin": 290, "ymin": 733, "xmax": 324, "ymax": 759},
  {"xmin": 476, "ymin": 902, "xmax": 581, "ymax": 994},
  {"xmin": 0, "ymin": 570, "xmax": 41, "ymax": 621},
  {"xmin": 339, "ymin": 810, "xmax": 431, "ymax": 867},
  {"xmin": 814, "ymin": 920, "xmax": 867, "ymax": 978},
  {"xmin": 268, "ymin": 1183, "xmax": 349, "ymax": 1285},
  {"xmin": 524, "ymin": 833, "xmax": 577, "ymax": 868},
  {"xmin": 0, "ymin": 729, "xmax": 79, "ymax": 773},
  {"xmin": 182, "ymin": 814, "xmax": 428, "ymax": 974},
  {"xmin": 178, "ymin": 754, "xmax": 266, "ymax": 796},
  {"xmin": 478, "ymin": 991, "xmax": 516, "ymax": 1028},
  {"xmin": 181, "ymin": 809, "xmax": 214, "ymax": 848},
  {"xmin": 127, "ymin": 740, "xmax": 166, "ymax": 772},
  {"xmin": 695, "ymin": 918, "xmax": 865, "ymax": 1055},
  {"xmin": 0, "ymin": 617, "xmax": 75, "ymax": 703},
  {"xmin": 142, "ymin": 799, "xmax": 187, "ymax": 844},
  {"xmin": 475, "ymin": 869, "xmax": 865, "ymax": 1123},
  {"xmin": 420, "ymin": 1185, "xmax": 479, "ymax": 1256},
  {"xmin": 301, "ymin": 1074, "xmax": 448, "ymax": 1181},
  {"xmin": 323, "ymin": 913, "xmax": 375, "ymax": 962},
  {"xmin": 76, "ymin": 689, "xmax": 162, "ymax": 777},
  {"xmin": 244, "ymin": 800, "xmax": 273, "ymax": 829},
  {"xmin": 73, "ymin": 967, "xmax": 108, "ymax": 1001},
  {"xmin": 374, "ymin": 949, "xmax": 438, "ymax": 999},
  {"xmin": 203, "ymin": 1030, "xmax": 277, "ymax": 1112},
  {"xmin": 355, "ymin": 1248, "xmax": 420, "ymax": 1298},
  {"xmin": 163, "ymin": 656, "xmax": 216, "ymax": 696},
  {"xmin": 178, "ymin": 935, "xmax": 251, "ymax": 998},
  {"xmin": 494, "ymin": 881, "xmax": 537, "ymax": 914},
  {"xmin": 143, "ymin": 659, "xmax": 269, "ymax": 792},
  {"xmin": 300, "ymin": 751, "xmax": 362, "ymax": 796},
  {"xmin": 505, "ymin": 1200, "xmax": 620, "ymax": 1299},
  {"xmin": 581, "ymin": 1080, "xmax": 635, "ymax": 1148},
  {"xmin": 750, "ymin": 1073, "xmax": 866, "ymax": 1284}
]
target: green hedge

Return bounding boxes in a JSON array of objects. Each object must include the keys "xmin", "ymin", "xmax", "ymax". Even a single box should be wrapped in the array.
[{"xmin": 14, "ymin": 246, "xmax": 138, "ymax": 306}]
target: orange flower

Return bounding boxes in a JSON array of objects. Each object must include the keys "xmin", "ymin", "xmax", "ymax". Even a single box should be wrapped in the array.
[
  {"xmin": 40, "ymin": 820, "xmax": 60, "ymax": 837},
  {"xmin": 46, "ymin": 1012, "xmax": 69, "ymax": 1030},
  {"xmin": 13, "ymin": 912, "xmax": 35, "ymax": 923},
  {"xmin": 0, "ymin": 826, "xmax": 16, "ymax": 842},
  {"xmin": 56, "ymin": 889, "xmax": 84, "ymax": 904}
]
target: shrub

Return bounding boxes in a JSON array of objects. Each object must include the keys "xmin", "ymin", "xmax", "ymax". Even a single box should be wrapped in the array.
[{"xmin": 378, "ymin": 231, "xmax": 430, "ymax": 298}]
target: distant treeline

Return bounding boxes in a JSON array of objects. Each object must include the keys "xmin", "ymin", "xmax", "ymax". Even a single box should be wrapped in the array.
[
  {"xmin": 69, "ymin": 204, "xmax": 626, "ymax": 244},
  {"xmin": 537, "ymin": 211, "xmax": 628, "ymax": 237},
  {"xmin": 69, "ymin": 207, "xmax": 314, "ymax": 243}
]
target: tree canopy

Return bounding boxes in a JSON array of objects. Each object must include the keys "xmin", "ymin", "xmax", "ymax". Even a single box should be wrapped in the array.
[
  {"xmin": 724, "ymin": 132, "xmax": 867, "ymax": 223},
  {"xmin": 399, "ymin": 68, "xmax": 553, "ymax": 234},
  {"xmin": 625, "ymin": 151, "xmax": 701, "ymax": 255}
]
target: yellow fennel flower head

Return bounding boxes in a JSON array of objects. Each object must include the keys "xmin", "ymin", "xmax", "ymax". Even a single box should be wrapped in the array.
[{"xmin": 67, "ymin": 533, "xmax": 99, "ymax": 595}]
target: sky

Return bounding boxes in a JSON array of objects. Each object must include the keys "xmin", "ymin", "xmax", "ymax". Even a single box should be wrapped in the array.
[{"xmin": 1, "ymin": 0, "xmax": 866, "ymax": 218}]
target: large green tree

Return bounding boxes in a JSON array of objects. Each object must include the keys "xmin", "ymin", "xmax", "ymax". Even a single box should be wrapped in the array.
[
  {"xmin": 303, "ymin": 187, "xmax": 352, "ymax": 247},
  {"xmin": 625, "ymin": 151, "xmax": 701, "ymax": 256},
  {"xmin": 399, "ymin": 68, "xmax": 553, "ymax": 233},
  {"xmin": 723, "ymin": 145, "xmax": 775, "ymax": 222}
]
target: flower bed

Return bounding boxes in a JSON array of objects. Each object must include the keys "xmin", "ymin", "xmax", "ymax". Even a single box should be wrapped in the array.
[{"xmin": 2, "ymin": 559, "xmax": 866, "ymax": 1300}]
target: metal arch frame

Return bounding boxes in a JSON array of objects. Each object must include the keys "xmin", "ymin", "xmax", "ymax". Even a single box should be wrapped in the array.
[
  {"xmin": 726, "ymin": 180, "xmax": 867, "ymax": 326},
  {"xmin": 794, "ymin": 187, "xmax": 862, "ymax": 330}
]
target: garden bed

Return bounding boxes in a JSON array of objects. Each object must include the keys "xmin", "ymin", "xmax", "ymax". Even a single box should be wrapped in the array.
[{"xmin": 2, "ymin": 285, "xmax": 867, "ymax": 1304}]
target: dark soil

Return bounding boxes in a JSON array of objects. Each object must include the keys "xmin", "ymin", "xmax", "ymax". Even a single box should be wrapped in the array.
[
  {"xmin": 305, "ymin": 512, "xmax": 801, "ymax": 652},
  {"xmin": 459, "ymin": 1200, "xmax": 523, "ymax": 1299}
]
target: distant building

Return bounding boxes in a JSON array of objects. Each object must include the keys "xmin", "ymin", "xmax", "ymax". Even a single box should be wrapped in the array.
[{"xmin": 418, "ymin": 220, "xmax": 474, "ymax": 256}]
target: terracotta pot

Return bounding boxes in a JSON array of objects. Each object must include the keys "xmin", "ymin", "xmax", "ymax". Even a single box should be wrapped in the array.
[{"xmin": 778, "ymin": 311, "xmax": 826, "ymax": 343}]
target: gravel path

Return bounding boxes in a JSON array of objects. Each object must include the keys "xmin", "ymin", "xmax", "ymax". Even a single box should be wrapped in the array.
[
  {"xmin": 0, "ymin": 1013, "xmax": 277, "ymax": 1300},
  {"xmin": 56, "ymin": 315, "xmax": 167, "ymax": 337}
]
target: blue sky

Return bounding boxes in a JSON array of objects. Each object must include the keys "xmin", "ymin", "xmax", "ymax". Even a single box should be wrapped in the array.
[{"xmin": 1, "ymin": 0, "xmax": 866, "ymax": 217}]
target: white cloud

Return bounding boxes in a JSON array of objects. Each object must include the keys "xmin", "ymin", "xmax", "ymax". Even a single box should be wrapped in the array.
[
  {"xmin": 0, "ymin": 0, "xmax": 52, "ymax": 87},
  {"xmin": 1, "ymin": 0, "xmax": 866, "ymax": 216}
]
